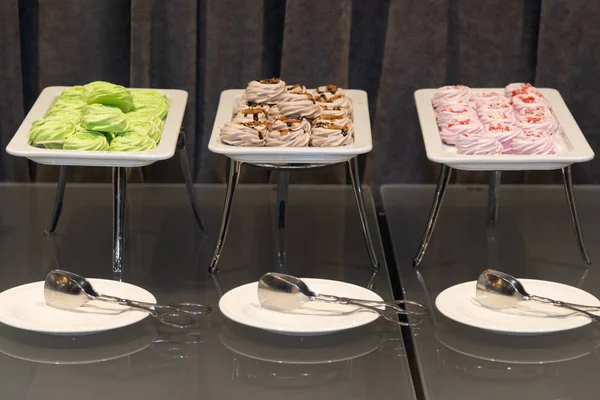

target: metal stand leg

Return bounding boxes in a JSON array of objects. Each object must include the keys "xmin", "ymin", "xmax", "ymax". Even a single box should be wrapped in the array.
[
  {"xmin": 177, "ymin": 131, "xmax": 206, "ymax": 233},
  {"xmin": 276, "ymin": 170, "xmax": 289, "ymax": 270},
  {"xmin": 44, "ymin": 166, "xmax": 68, "ymax": 236},
  {"xmin": 209, "ymin": 159, "xmax": 242, "ymax": 273},
  {"xmin": 113, "ymin": 167, "xmax": 127, "ymax": 275},
  {"xmin": 487, "ymin": 171, "xmax": 501, "ymax": 269},
  {"xmin": 413, "ymin": 164, "xmax": 452, "ymax": 267},
  {"xmin": 562, "ymin": 166, "xmax": 592, "ymax": 267},
  {"xmin": 348, "ymin": 157, "xmax": 379, "ymax": 269}
]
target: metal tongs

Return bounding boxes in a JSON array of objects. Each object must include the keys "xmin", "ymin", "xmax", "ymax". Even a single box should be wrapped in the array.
[
  {"xmin": 44, "ymin": 269, "xmax": 212, "ymax": 328},
  {"xmin": 257, "ymin": 272, "xmax": 428, "ymax": 326}
]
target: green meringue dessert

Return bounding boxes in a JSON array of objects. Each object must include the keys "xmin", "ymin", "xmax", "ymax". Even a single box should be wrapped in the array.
[
  {"xmin": 58, "ymin": 85, "xmax": 89, "ymax": 101},
  {"xmin": 28, "ymin": 81, "xmax": 170, "ymax": 152},
  {"xmin": 63, "ymin": 129, "xmax": 109, "ymax": 151},
  {"xmin": 109, "ymin": 132, "xmax": 156, "ymax": 152},
  {"xmin": 126, "ymin": 120, "xmax": 161, "ymax": 143},
  {"xmin": 81, "ymin": 104, "xmax": 129, "ymax": 133},
  {"xmin": 126, "ymin": 110, "xmax": 164, "ymax": 128},
  {"xmin": 130, "ymin": 89, "xmax": 169, "ymax": 119},
  {"xmin": 87, "ymin": 83, "xmax": 134, "ymax": 113},
  {"xmin": 29, "ymin": 118, "xmax": 76, "ymax": 149}
]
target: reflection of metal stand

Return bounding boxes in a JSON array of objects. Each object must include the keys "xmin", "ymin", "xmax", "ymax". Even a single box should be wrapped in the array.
[
  {"xmin": 43, "ymin": 130, "xmax": 206, "ymax": 274},
  {"xmin": 209, "ymin": 157, "xmax": 380, "ymax": 273},
  {"xmin": 413, "ymin": 165, "xmax": 591, "ymax": 268}
]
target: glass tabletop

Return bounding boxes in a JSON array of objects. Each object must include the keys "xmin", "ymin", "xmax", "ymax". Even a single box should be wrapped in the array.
[
  {"xmin": 382, "ymin": 183, "xmax": 600, "ymax": 400},
  {"xmin": 0, "ymin": 183, "xmax": 415, "ymax": 400}
]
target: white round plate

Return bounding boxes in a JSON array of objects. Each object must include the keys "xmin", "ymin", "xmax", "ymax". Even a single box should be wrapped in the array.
[
  {"xmin": 436, "ymin": 279, "xmax": 600, "ymax": 335},
  {"xmin": 0, "ymin": 279, "xmax": 156, "ymax": 335},
  {"xmin": 219, "ymin": 279, "xmax": 383, "ymax": 336}
]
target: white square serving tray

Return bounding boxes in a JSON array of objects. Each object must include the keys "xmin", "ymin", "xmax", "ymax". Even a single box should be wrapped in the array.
[
  {"xmin": 414, "ymin": 88, "xmax": 594, "ymax": 171},
  {"xmin": 6, "ymin": 86, "xmax": 188, "ymax": 168},
  {"xmin": 208, "ymin": 89, "xmax": 372, "ymax": 164}
]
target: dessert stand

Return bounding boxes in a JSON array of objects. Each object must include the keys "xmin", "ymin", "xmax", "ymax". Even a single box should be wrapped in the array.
[
  {"xmin": 6, "ymin": 87, "xmax": 205, "ymax": 275},
  {"xmin": 207, "ymin": 89, "xmax": 378, "ymax": 273},
  {"xmin": 412, "ymin": 88, "xmax": 595, "ymax": 268}
]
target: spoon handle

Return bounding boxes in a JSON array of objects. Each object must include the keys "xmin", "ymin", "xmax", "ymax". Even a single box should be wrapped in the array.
[
  {"xmin": 95, "ymin": 295, "xmax": 196, "ymax": 328},
  {"xmin": 314, "ymin": 295, "xmax": 419, "ymax": 326},
  {"xmin": 530, "ymin": 295, "xmax": 600, "ymax": 323},
  {"xmin": 530, "ymin": 295, "xmax": 600, "ymax": 310},
  {"xmin": 317, "ymin": 294, "xmax": 428, "ymax": 317}
]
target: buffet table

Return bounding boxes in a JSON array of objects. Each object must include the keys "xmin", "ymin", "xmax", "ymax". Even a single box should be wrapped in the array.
[
  {"xmin": 382, "ymin": 184, "xmax": 600, "ymax": 400},
  {"xmin": 0, "ymin": 184, "xmax": 415, "ymax": 400}
]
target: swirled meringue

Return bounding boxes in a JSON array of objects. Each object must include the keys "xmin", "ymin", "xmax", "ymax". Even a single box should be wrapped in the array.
[
  {"xmin": 311, "ymin": 120, "xmax": 354, "ymax": 147},
  {"xmin": 471, "ymin": 92, "xmax": 509, "ymax": 106},
  {"xmin": 267, "ymin": 104, "xmax": 282, "ymax": 118},
  {"xmin": 278, "ymin": 92, "xmax": 322, "ymax": 119},
  {"xmin": 312, "ymin": 84, "xmax": 345, "ymax": 100},
  {"xmin": 515, "ymin": 104, "xmax": 554, "ymax": 121},
  {"xmin": 265, "ymin": 118, "xmax": 310, "ymax": 147},
  {"xmin": 439, "ymin": 117, "xmax": 484, "ymax": 145},
  {"xmin": 219, "ymin": 121, "xmax": 268, "ymax": 146},
  {"xmin": 312, "ymin": 113, "xmax": 353, "ymax": 128},
  {"xmin": 315, "ymin": 94, "xmax": 353, "ymax": 118},
  {"xmin": 244, "ymin": 78, "xmax": 286, "ymax": 104},
  {"xmin": 510, "ymin": 131, "xmax": 555, "ymax": 155},
  {"xmin": 505, "ymin": 83, "xmax": 541, "ymax": 98},
  {"xmin": 476, "ymin": 101, "xmax": 513, "ymax": 115},
  {"xmin": 511, "ymin": 93, "xmax": 550, "ymax": 112},
  {"xmin": 233, "ymin": 99, "xmax": 268, "ymax": 117},
  {"xmin": 484, "ymin": 123, "xmax": 523, "ymax": 152},
  {"xmin": 432, "ymin": 85, "xmax": 472, "ymax": 108},
  {"xmin": 514, "ymin": 114, "xmax": 557, "ymax": 134},
  {"xmin": 478, "ymin": 111, "xmax": 515, "ymax": 125},
  {"xmin": 456, "ymin": 133, "xmax": 503, "ymax": 155},
  {"xmin": 436, "ymin": 105, "xmax": 478, "ymax": 125},
  {"xmin": 232, "ymin": 107, "xmax": 269, "ymax": 123},
  {"xmin": 286, "ymin": 84, "xmax": 307, "ymax": 94}
]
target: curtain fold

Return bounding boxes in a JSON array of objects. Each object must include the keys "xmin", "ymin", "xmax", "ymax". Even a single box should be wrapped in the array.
[
  {"xmin": 1, "ymin": 0, "xmax": 599, "ymax": 185},
  {"xmin": 0, "ymin": 0, "xmax": 27, "ymax": 181}
]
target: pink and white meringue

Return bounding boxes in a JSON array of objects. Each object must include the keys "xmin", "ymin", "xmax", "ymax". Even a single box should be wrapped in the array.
[
  {"xmin": 312, "ymin": 84, "xmax": 346, "ymax": 101},
  {"xmin": 220, "ymin": 121, "xmax": 268, "ymax": 146},
  {"xmin": 456, "ymin": 133, "xmax": 503, "ymax": 155},
  {"xmin": 311, "ymin": 120, "xmax": 354, "ymax": 147},
  {"xmin": 244, "ymin": 78, "xmax": 286, "ymax": 104},
  {"xmin": 511, "ymin": 93, "xmax": 550, "ymax": 112},
  {"xmin": 232, "ymin": 107, "xmax": 269, "ymax": 123},
  {"xmin": 504, "ymin": 82, "xmax": 541, "ymax": 98},
  {"xmin": 435, "ymin": 105, "xmax": 478, "ymax": 125},
  {"xmin": 476, "ymin": 101, "xmax": 513, "ymax": 115},
  {"xmin": 315, "ymin": 94, "xmax": 353, "ymax": 118},
  {"xmin": 278, "ymin": 92, "xmax": 322, "ymax": 119},
  {"xmin": 514, "ymin": 114, "xmax": 557, "ymax": 134},
  {"xmin": 478, "ymin": 111, "xmax": 515, "ymax": 126},
  {"xmin": 516, "ymin": 104, "xmax": 552, "ymax": 118},
  {"xmin": 510, "ymin": 131, "xmax": 555, "ymax": 155},
  {"xmin": 439, "ymin": 117, "xmax": 484, "ymax": 145},
  {"xmin": 265, "ymin": 118, "xmax": 311, "ymax": 147},
  {"xmin": 471, "ymin": 92, "xmax": 509, "ymax": 106},
  {"xmin": 484, "ymin": 123, "xmax": 523, "ymax": 152},
  {"xmin": 432, "ymin": 85, "xmax": 472, "ymax": 108}
]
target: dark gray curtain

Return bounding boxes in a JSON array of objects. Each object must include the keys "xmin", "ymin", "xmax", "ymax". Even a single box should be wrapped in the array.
[{"xmin": 1, "ymin": 0, "xmax": 599, "ymax": 184}]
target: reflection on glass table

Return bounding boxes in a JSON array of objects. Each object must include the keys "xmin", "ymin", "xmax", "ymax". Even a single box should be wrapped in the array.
[
  {"xmin": 0, "ymin": 184, "xmax": 415, "ymax": 400},
  {"xmin": 382, "ymin": 184, "xmax": 600, "ymax": 400}
]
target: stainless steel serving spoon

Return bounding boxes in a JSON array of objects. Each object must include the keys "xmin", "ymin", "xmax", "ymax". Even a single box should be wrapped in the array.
[
  {"xmin": 476, "ymin": 269, "xmax": 600, "ymax": 323},
  {"xmin": 44, "ymin": 270, "xmax": 212, "ymax": 328},
  {"xmin": 257, "ymin": 272, "xmax": 428, "ymax": 326}
]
